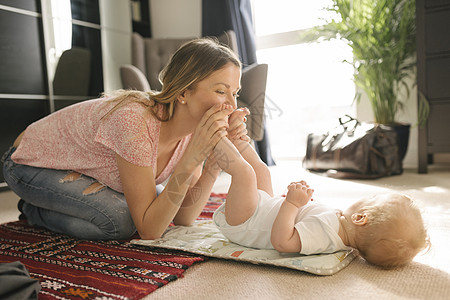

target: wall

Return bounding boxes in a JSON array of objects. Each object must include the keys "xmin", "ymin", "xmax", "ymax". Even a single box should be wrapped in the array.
[
  {"xmin": 99, "ymin": 0, "xmax": 132, "ymax": 92},
  {"xmin": 150, "ymin": 0, "xmax": 201, "ymax": 38}
]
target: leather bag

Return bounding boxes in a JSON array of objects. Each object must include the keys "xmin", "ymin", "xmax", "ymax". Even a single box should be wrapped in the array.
[{"xmin": 302, "ymin": 116, "xmax": 402, "ymax": 179}]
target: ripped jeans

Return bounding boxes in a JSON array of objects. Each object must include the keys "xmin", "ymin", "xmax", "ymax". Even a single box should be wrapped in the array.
[{"xmin": 1, "ymin": 147, "xmax": 136, "ymax": 240}]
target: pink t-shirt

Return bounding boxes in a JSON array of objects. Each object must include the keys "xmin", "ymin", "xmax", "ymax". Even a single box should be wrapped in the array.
[{"xmin": 11, "ymin": 98, "xmax": 191, "ymax": 192}]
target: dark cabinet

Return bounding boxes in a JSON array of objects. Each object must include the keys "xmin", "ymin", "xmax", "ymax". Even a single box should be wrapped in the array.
[
  {"xmin": 1, "ymin": 0, "xmax": 134, "ymax": 188},
  {"xmin": 0, "ymin": 9, "xmax": 47, "ymax": 95},
  {"xmin": 0, "ymin": 0, "xmax": 103, "ymax": 187},
  {"xmin": 416, "ymin": 0, "xmax": 450, "ymax": 173},
  {"xmin": 131, "ymin": 0, "xmax": 151, "ymax": 37}
]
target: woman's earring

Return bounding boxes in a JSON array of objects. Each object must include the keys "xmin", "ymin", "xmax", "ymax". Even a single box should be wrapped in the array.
[{"xmin": 180, "ymin": 100, "xmax": 186, "ymax": 104}]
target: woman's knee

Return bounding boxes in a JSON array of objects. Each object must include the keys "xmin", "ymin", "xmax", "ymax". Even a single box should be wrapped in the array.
[
  {"xmin": 108, "ymin": 210, "xmax": 136, "ymax": 239},
  {"xmin": 23, "ymin": 201, "xmax": 136, "ymax": 240},
  {"xmin": 2, "ymin": 147, "xmax": 19, "ymax": 185}
]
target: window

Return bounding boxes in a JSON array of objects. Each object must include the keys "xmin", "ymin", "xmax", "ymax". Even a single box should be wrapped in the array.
[{"xmin": 252, "ymin": 0, "xmax": 355, "ymax": 160}]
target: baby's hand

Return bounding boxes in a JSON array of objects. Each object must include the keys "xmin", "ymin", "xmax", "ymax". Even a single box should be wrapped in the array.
[
  {"xmin": 285, "ymin": 181, "xmax": 314, "ymax": 208},
  {"xmin": 227, "ymin": 107, "xmax": 250, "ymax": 142}
]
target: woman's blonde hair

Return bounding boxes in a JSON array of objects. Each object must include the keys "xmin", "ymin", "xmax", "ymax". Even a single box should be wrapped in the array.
[
  {"xmin": 102, "ymin": 37, "xmax": 241, "ymax": 121},
  {"xmin": 355, "ymin": 194, "xmax": 430, "ymax": 269}
]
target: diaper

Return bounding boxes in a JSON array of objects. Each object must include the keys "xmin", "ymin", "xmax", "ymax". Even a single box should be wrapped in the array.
[{"xmin": 213, "ymin": 190, "xmax": 276, "ymax": 249}]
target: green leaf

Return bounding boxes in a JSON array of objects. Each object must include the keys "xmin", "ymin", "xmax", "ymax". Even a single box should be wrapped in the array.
[{"xmin": 300, "ymin": 0, "xmax": 418, "ymax": 125}]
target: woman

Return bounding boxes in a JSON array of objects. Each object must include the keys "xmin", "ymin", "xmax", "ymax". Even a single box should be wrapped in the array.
[{"xmin": 2, "ymin": 38, "xmax": 248, "ymax": 240}]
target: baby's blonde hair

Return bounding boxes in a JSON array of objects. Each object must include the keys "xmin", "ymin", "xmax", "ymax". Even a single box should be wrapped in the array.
[{"xmin": 356, "ymin": 194, "xmax": 429, "ymax": 268}]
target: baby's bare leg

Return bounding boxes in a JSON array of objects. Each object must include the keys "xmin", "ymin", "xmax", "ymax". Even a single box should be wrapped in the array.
[
  {"xmin": 214, "ymin": 138, "xmax": 259, "ymax": 225},
  {"xmin": 228, "ymin": 108, "xmax": 273, "ymax": 196},
  {"xmin": 233, "ymin": 139, "xmax": 273, "ymax": 197}
]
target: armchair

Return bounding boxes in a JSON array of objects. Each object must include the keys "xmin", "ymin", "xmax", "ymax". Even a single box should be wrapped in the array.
[
  {"xmin": 120, "ymin": 31, "xmax": 267, "ymax": 141},
  {"xmin": 53, "ymin": 47, "xmax": 91, "ymax": 96}
]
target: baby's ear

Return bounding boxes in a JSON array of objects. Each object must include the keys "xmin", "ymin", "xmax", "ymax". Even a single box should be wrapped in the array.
[{"xmin": 351, "ymin": 213, "xmax": 368, "ymax": 226}]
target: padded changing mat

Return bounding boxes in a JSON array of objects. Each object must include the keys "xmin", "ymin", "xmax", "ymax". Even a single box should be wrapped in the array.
[{"xmin": 132, "ymin": 220, "xmax": 356, "ymax": 275}]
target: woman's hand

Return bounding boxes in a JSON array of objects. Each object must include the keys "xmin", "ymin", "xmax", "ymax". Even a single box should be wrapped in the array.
[
  {"xmin": 227, "ymin": 107, "xmax": 250, "ymax": 142},
  {"xmin": 182, "ymin": 103, "xmax": 234, "ymax": 171}
]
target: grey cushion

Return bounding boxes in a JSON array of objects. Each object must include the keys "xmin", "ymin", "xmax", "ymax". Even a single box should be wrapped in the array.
[
  {"xmin": 53, "ymin": 47, "xmax": 91, "ymax": 96},
  {"xmin": 128, "ymin": 31, "xmax": 238, "ymax": 91},
  {"xmin": 238, "ymin": 63, "xmax": 268, "ymax": 141},
  {"xmin": 131, "ymin": 32, "xmax": 146, "ymax": 75},
  {"xmin": 120, "ymin": 64, "xmax": 151, "ymax": 91},
  {"xmin": 145, "ymin": 37, "xmax": 192, "ymax": 90}
]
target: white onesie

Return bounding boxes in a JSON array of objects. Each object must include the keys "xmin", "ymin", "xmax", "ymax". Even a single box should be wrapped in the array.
[{"xmin": 213, "ymin": 190, "xmax": 352, "ymax": 254}]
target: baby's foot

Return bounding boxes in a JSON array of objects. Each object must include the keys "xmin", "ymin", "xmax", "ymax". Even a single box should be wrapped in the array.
[
  {"xmin": 228, "ymin": 107, "xmax": 250, "ymax": 142},
  {"xmin": 213, "ymin": 137, "xmax": 247, "ymax": 175}
]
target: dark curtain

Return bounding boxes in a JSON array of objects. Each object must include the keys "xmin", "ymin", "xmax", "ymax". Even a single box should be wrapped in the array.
[{"xmin": 202, "ymin": 0, "xmax": 275, "ymax": 166}]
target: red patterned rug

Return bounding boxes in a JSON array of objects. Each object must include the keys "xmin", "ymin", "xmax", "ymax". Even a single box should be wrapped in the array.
[{"xmin": 0, "ymin": 193, "xmax": 226, "ymax": 299}]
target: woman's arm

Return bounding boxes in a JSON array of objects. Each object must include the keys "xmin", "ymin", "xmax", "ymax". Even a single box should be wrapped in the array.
[
  {"xmin": 172, "ymin": 154, "xmax": 221, "ymax": 225},
  {"xmin": 117, "ymin": 104, "xmax": 232, "ymax": 240},
  {"xmin": 116, "ymin": 154, "xmax": 182, "ymax": 240},
  {"xmin": 117, "ymin": 149, "xmax": 215, "ymax": 240}
]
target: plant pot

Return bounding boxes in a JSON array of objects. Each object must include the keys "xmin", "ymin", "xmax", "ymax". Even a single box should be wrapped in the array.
[{"xmin": 391, "ymin": 123, "xmax": 410, "ymax": 161}]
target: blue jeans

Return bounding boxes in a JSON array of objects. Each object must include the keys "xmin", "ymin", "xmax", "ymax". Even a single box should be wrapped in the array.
[{"xmin": 1, "ymin": 147, "xmax": 136, "ymax": 240}]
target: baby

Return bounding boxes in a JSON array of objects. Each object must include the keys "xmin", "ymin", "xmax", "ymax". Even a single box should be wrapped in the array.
[{"xmin": 212, "ymin": 131, "xmax": 429, "ymax": 268}]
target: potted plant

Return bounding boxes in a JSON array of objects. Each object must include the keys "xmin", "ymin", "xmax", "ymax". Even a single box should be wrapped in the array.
[{"xmin": 300, "ymin": 0, "xmax": 424, "ymax": 160}]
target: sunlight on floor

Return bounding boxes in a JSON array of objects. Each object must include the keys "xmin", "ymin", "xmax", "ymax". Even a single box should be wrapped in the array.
[{"xmin": 422, "ymin": 186, "xmax": 449, "ymax": 194}]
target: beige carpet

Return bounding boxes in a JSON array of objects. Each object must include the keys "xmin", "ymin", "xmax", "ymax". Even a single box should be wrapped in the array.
[
  {"xmin": 149, "ymin": 160, "xmax": 450, "ymax": 300},
  {"xmin": 1, "ymin": 160, "xmax": 450, "ymax": 299}
]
